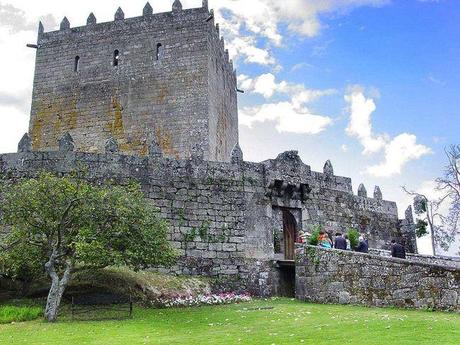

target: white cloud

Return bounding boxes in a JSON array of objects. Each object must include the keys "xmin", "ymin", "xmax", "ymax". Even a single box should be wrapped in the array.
[
  {"xmin": 345, "ymin": 87, "xmax": 432, "ymax": 177},
  {"xmin": 291, "ymin": 88, "xmax": 336, "ymax": 109},
  {"xmin": 239, "ymin": 73, "xmax": 334, "ymax": 134},
  {"xmin": 344, "ymin": 89, "xmax": 387, "ymax": 154},
  {"xmin": 417, "ymin": 180, "xmax": 445, "ymax": 201},
  {"xmin": 226, "ymin": 36, "xmax": 275, "ymax": 66},
  {"xmin": 237, "ymin": 74, "xmax": 252, "ymax": 90},
  {"xmin": 0, "ymin": 106, "xmax": 29, "ymax": 153},
  {"xmin": 240, "ymin": 102, "xmax": 332, "ymax": 134},
  {"xmin": 427, "ymin": 75, "xmax": 446, "ymax": 86},
  {"xmin": 0, "ymin": 25, "xmax": 36, "ymax": 154},
  {"xmin": 211, "ymin": 0, "xmax": 390, "ymax": 42},
  {"xmin": 290, "ymin": 62, "xmax": 313, "ymax": 72},
  {"xmin": 239, "ymin": 73, "xmax": 336, "ymax": 103},
  {"xmin": 210, "ymin": 0, "xmax": 390, "ymax": 66},
  {"xmin": 253, "ymin": 73, "xmax": 278, "ymax": 98},
  {"xmin": 366, "ymin": 133, "xmax": 432, "ymax": 177}
]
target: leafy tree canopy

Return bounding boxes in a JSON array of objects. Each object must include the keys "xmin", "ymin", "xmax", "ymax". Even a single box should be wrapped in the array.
[{"xmin": 0, "ymin": 172, "xmax": 176, "ymax": 321}]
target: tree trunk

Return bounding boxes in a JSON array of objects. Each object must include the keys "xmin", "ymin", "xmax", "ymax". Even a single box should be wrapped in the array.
[
  {"xmin": 431, "ymin": 231, "xmax": 437, "ymax": 256},
  {"xmin": 426, "ymin": 205, "xmax": 437, "ymax": 256},
  {"xmin": 44, "ymin": 255, "xmax": 73, "ymax": 322}
]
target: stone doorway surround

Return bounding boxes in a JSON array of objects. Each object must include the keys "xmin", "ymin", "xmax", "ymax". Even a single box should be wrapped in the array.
[
  {"xmin": 273, "ymin": 207, "xmax": 302, "ymax": 261},
  {"xmin": 283, "ymin": 209, "xmax": 297, "ymax": 260}
]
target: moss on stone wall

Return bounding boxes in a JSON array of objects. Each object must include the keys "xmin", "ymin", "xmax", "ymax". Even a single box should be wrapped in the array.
[{"xmin": 296, "ymin": 246, "xmax": 460, "ymax": 311}]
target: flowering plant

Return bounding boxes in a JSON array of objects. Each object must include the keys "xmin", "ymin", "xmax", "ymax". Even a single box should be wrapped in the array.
[{"xmin": 156, "ymin": 292, "xmax": 251, "ymax": 308}]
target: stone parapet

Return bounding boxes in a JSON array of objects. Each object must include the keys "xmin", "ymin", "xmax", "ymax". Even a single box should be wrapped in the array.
[{"xmin": 296, "ymin": 245, "xmax": 460, "ymax": 311}]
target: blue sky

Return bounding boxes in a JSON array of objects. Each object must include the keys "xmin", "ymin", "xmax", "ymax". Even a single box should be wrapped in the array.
[
  {"xmin": 0, "ymin": 0, "xmax": 458, "ymax": 254},
  {"xmin": 231, "ymin": 0, "xmax": 459, "ymax": 255}
]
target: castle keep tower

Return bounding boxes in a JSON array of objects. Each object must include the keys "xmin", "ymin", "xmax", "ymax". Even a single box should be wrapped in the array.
[{"xmin": 29, "ymin": 1, "xmax": 238, "ymax": 161}]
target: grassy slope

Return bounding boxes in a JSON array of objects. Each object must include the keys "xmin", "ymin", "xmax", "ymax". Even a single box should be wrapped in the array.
[
  {"xmin": 0, "ymin": 298, "xmax": 458, "ymax": 345},
  {"xmin": 0, "ymin": 305, "xmax": 42, "ymax": 324},
  {"xmin": 68, "ymin": 268, "xmax": 211, "ymax": 305},
  {"xmin": 1, "ymin": 268, "xmax": 212, "ymax": 305}
]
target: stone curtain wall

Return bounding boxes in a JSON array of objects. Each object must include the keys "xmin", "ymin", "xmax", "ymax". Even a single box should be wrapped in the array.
[
  {"xmin": 296, "ymin": 246, "xmax": 460, "ymax": 311},
  {"xmin": 0, "ymin": 151, "xmax": 270, "ymax": 295},
  {"xmin": 262, "ymin": 153, "xmax": 417, "ymax": 253},
  {"xmin": 1, "ymin": 149, "xmax": 415, "ymax": 295},
  {"xmin": 369, "ymin": 249, "xmax": 460, "ymax": 269},
  {"xmin": 29, "ymin": 3, "xmax": 237, "ymax": 162}
]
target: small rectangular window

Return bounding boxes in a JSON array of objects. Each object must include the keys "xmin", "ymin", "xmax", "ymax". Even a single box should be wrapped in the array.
[
  {"xmin": 74, "ymin": 56, "xmax": 80, "ymax": 72},
  {"xmin": 113, "ymin": 50, "xmax": 119, "ymax": 67},
  {"xmin": 156, "ymin": 43, "xmax": 163, "ymax": 61}
]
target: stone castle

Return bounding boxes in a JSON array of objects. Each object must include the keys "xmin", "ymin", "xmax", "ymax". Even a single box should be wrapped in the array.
[{"xmin": 1, "ymin": 1, "xmax": 458, "ymax": 310}]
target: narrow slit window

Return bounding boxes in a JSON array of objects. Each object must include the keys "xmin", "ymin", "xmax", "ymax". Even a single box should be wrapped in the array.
[
  {"xmin": 222, "ymin": 66, "xmax": 225, "ymax": 88},
  {"xmin": 113, "ymin": 49, "xmax": 119, "ymax": 67},
  {"xmin": 156, "ymin": 43, "xmax": 163, "ymax": 61},
  {"xmin": 74, "ymin": 56, "xmax": 80, "ymax": 72}
]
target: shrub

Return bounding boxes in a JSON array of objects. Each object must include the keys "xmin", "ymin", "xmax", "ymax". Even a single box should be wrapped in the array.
[
  {"xmin": 347, "ymin": 228, "xmax": 360, "ymax": 249},
  {"xmin": 0, "ymin": 305, "xmax": 42, "ymax": 324},
  {"xmin": 308, "ymin": 225, "xmax": 322, "ymax": 246}
]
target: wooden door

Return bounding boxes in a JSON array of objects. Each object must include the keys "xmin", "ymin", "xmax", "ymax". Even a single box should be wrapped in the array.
[{"xmin": 283, "ymin": 210, "xmax": 297, "ymax": 260}]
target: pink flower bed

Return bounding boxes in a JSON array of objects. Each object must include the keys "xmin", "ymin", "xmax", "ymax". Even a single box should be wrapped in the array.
[{"xmin": 158, "ymin": 292, "xmax": 251, "ymax": 308}]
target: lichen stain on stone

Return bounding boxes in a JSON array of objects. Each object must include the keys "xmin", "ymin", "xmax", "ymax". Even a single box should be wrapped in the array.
[
  {"xmin": 67, "ymin": 110, "xmax": 78, "ymax": 130},
  {"xmin": 156, "ymin": 88, "xmax": 169, "ymax": 104},
  {"xmin": 155, "ymin": 127, "xmax": 179, "ymax": 158},
  {"xmin": 216, "ymin": 109, "xmax": 229, "ymax": 159},
  {"xmin": 30, "ymin": 117, "xmax": 44, "ymax": 150},
  {"xmin": 31, "ymin": 95, "xmax": 81, "ymax": 150},
  {"xmin": 110, "ymin": 98, "xmax": 125, "ymax": 138},
  {"xmin": 31, "ymin": 101, "xmax": 54, "ymax": 149},
  {"xmin": 119, "ymin": 139, "xmax": 144, "ymax": 154},
  {"xmin": 140, "ymin": 141, "xmax": 149, "ymax": 156},
  {"xmin": 53, "ymin": 114, "xmax": 62, "ymax": 133},
  {"xmin": 62, "ymin": 97, "xmax": 79, "ymax": 131}
]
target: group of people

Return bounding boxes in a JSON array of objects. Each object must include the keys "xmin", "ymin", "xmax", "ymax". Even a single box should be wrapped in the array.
[
  {"xmin": 317, "ymin": 230, "xmax": 406, "ymax": 259},
  {"xmin": 317, "ymin": 231, "xmax": 369, "ymax": 253}
]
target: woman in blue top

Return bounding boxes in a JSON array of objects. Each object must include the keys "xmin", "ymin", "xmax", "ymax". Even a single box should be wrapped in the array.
[{"xmin": 318, "ymin": 231, "xmax": 333, "ymax": 248}]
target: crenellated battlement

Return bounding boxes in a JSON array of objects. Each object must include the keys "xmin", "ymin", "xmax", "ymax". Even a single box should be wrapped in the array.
[
  {"xmin": 35, "ymin": 1, "xmax": 236, "ymax": 92},
  {"xmin": 38, "ymin": 1, "xmax": 209, "ymax": 36},
  {"xmin": 2, "ymin": 133, "xmax": 415, "ymax": 253},
  {"xmin": 260, "ymin": 151, "xmax": 398, "ymax": 216}
]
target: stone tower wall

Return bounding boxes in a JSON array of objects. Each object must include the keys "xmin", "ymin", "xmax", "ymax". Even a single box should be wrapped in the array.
[
  {"xmin": 29, "ymin": 3, "xmax": 238, "ymax": 162},
  {"xmin": 207, "ymin": 20, "xmax": 239, "ymax": 161}
]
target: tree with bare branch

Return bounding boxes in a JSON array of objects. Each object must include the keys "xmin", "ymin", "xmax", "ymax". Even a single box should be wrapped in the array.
[
  {"xmin": 436, "ymin": 145, "xmax": 460, "ymax": 251},
  {"xmin": 403, "ymin": 145, "xmax": 460, "ymax": 255}
]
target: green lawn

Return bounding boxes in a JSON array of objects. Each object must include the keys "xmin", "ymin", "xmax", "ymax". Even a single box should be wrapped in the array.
[{"xmin": 0, "ymin": 298, "xmax": 458, "ymax": 345}]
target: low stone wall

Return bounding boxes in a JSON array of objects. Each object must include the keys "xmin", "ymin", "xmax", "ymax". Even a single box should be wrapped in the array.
[
  {"xmin": 369, "ymin": 248, "xmax": 460, "ymax": 269},
  {"xmin": 296, "ymin": 246, "xmax": 460, "ymax": 311}
]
